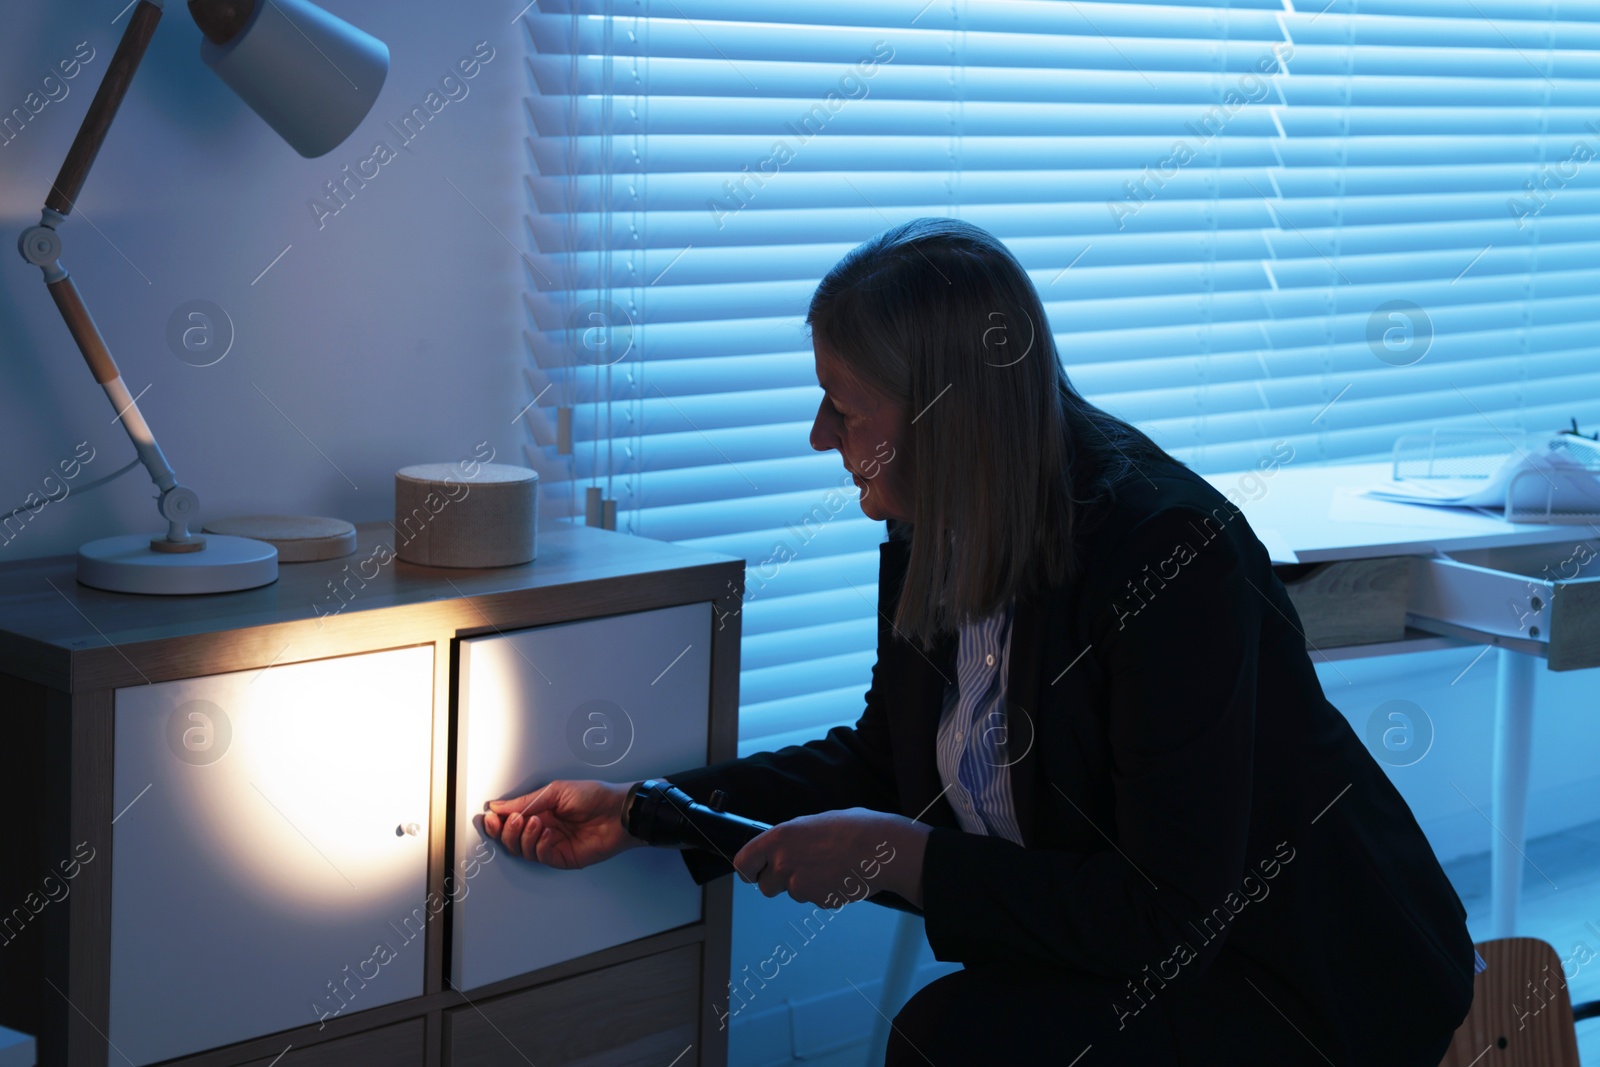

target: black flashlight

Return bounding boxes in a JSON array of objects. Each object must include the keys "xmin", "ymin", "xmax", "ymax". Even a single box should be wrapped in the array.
[
  {"xmin": 622, "ymin": 778, "xmax": 924, "ymax": 915},
  {"xmin": 623, "ymin": 779, "xmax": 771, "ymax": 856}
]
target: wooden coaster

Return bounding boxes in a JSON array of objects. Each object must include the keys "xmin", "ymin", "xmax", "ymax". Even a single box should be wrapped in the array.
[{"xmin": 201, "ymin": 515, "xmax": 358, "ymax": 562}]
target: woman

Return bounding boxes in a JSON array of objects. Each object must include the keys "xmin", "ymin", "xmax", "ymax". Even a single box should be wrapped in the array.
[{"xmin": 485, "ymin": 218, "xmax": 1477, "ymax": 1065}]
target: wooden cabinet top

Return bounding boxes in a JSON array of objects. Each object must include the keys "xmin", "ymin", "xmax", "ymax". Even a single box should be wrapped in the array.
[{"xmin": 0, "ymin": 521, "xmax": 743, "ymax": 693}]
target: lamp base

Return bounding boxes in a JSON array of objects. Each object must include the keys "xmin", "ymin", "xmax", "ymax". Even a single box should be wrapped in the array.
[{"xmin": 78, "ymin": 533, "xmax": 278, "ymax": 595}]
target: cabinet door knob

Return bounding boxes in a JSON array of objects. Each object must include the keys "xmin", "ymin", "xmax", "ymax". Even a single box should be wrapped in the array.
[{"xmin": 396, "ymin": 821, "xmax": 422, "ymax": 837}]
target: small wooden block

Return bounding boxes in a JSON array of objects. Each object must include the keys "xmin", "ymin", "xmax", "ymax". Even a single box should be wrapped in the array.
[{"xmin": 201, "ymin": 515, "xmax": 358, "ymax": 563}]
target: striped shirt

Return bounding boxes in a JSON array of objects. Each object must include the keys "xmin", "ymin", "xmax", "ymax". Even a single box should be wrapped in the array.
[{"xmin": 934, "ymin": 600, "xmax": 1025, "ymax": 846}]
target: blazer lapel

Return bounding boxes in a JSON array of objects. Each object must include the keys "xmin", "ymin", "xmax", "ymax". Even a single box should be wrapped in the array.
[
  {"xmin": 879, "ymin": 535, "xmax": 962, "ymax": 831},
  {"xmin": 893, "ymin": 628, "xmax": 959, "ymax": 829},
  {"xmin": 1005, "ymin": 590, "xmax": 1043, "ymax": 848}
]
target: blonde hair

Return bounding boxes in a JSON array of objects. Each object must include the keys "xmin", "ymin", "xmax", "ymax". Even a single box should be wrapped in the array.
[{"xmin": 807, "ymin": 218, "xmax": 1172, "ymax": 646}]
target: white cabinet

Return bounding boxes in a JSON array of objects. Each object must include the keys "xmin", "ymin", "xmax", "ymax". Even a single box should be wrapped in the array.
[
  {"xmin": 108, "ymin": 646, "xmax": 435, "ymax": 1066},
  {"xmin": 452, "ymin": 603, "xmax": 711, "ymax": 991},
  {"xmin": 1, "ymin": 520, "xmax": 740, "ymax": 1067}
]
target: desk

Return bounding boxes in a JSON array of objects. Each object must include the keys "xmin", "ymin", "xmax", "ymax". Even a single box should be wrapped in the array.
[{"xmin": 1205, "ymin": 460, "xmax": 1600, "ymax": 938}]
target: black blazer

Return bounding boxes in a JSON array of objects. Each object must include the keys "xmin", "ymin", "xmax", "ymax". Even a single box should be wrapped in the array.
[{"xmin": 665, "ymin": 458, "xmax": 1475, "ymax": 1062}]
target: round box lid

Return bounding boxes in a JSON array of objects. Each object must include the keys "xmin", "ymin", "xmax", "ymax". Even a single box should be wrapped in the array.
[{"xmin": 201, "ymin": 515, "xmax": 358, "ymax": 563}]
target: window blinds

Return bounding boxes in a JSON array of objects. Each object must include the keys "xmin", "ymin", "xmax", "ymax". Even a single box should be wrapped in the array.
[{"xmin": 519, "ymin": 0, "xmax": 1600, "ymax": 752}]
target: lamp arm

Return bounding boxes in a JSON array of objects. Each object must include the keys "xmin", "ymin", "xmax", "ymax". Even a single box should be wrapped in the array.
[
  {"xmin": 48, "ymin": 0, "xmax": 164, "ymax": 216},
  {"xmin": 17, "ymin": 0, "xmax": 204, "ymax": 547}
]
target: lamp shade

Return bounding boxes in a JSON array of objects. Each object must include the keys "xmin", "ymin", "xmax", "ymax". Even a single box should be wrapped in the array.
[{"xmin": 200, "ymin": 0, "xmax": 388, "ymax": 158}]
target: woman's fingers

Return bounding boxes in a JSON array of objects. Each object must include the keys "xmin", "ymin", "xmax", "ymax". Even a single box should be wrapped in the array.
[
  {"xmin": 754, "ymin": 861, "xmax": 783, "ymax": 898},
  {"xmin": 533, "ymin": 823, "xmax": 566, "ymax": 868},
  {"xmin": 528, "ymin": 812, "xmax": 553, "ymax": 863},
  {"xmin": 484, "ymin": 780, "xmax": 624, "ymax": 865},
  {"xmin": 503, "ymin": 811, "xmax": 535, "ymax": 856},
  {"xmin": 732, "ymin": 835, "xmax": 772, "ymax": 888},
  {"xmin": 486, "ymin": 801, "xmax": 523, "ymax": 849},
  {"xmin": 483, "ymin": 785, "xmax": 552, "ymax": 859},
  {"xmin": 488, "ymin": 783, "xmax": 552, "ymax": 818}
]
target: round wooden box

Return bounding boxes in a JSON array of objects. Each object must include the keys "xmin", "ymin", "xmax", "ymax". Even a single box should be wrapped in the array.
[
  {"xmin": 393, "ymin": 463, "xmax": 538, "ymax": 568},
  {"xmin": 201, "ymin": 515, "xmax": 357, "ymax": 562}
]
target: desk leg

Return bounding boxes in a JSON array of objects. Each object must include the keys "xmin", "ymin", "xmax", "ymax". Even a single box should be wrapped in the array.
[{"xmin": 1490, "ymin": 647, "xmax": 1537, "ymax": 938}]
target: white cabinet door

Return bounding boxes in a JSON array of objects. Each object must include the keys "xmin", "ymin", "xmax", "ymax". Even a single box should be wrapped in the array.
[
  {"xmin": 453, "ymin": 603, "xmax": 711, "ymax": 991},
  {"xmin": 109, "ymin": 646, "xmax": 434, "ymax": 1066}
]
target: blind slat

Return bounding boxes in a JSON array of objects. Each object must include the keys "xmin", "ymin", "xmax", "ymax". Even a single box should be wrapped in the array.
[{"xmin": 523, "ymin": 1, "xmax": 1600, "ymax": 746}]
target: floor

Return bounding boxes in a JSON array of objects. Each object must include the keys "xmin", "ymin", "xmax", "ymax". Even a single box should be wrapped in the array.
[{"xmin": 747, "ymin": 816, "xmax": 1600, "ymax": 1067}]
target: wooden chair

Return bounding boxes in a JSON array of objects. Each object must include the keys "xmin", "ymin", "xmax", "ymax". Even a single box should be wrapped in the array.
[{"xmin": 1437, "ymin": 937, "xmax": 1600, "ymax": 1066}]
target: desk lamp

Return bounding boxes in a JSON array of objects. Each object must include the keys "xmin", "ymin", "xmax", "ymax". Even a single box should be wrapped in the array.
[{"xmin": 15, "ymin": 0, "xmax": 388, "ymax": 594}]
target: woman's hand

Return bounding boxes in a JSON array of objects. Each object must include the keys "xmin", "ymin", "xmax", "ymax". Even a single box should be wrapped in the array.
[
  {"xmin": 484, "ymin": 780, "xmax": 644, "ymax": 869},
  {"xmin": 732, "ymin": 807, "xmax": 930, "ymax": 909}
]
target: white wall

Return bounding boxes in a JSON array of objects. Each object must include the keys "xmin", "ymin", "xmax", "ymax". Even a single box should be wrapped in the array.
[
  {"xmin": 1315, "ymin": 645, "xmax": 1600, "ymax": 865},
  {"xmin": 1, "ymin": 1, "xmax": 528, "ymax": 561}
]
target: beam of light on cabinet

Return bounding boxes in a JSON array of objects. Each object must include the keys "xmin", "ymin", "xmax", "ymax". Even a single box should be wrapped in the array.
[
  {"xmin": 110, "ymin": 645, "xmax": 436, "ymax": 1064},
  {"xmin": 120, "ymin": 647, "xmax": 437, "ymax": 911},
  {"xmin": 459, "ymin": 644, "xmax": 534, "ymax": 822}
]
